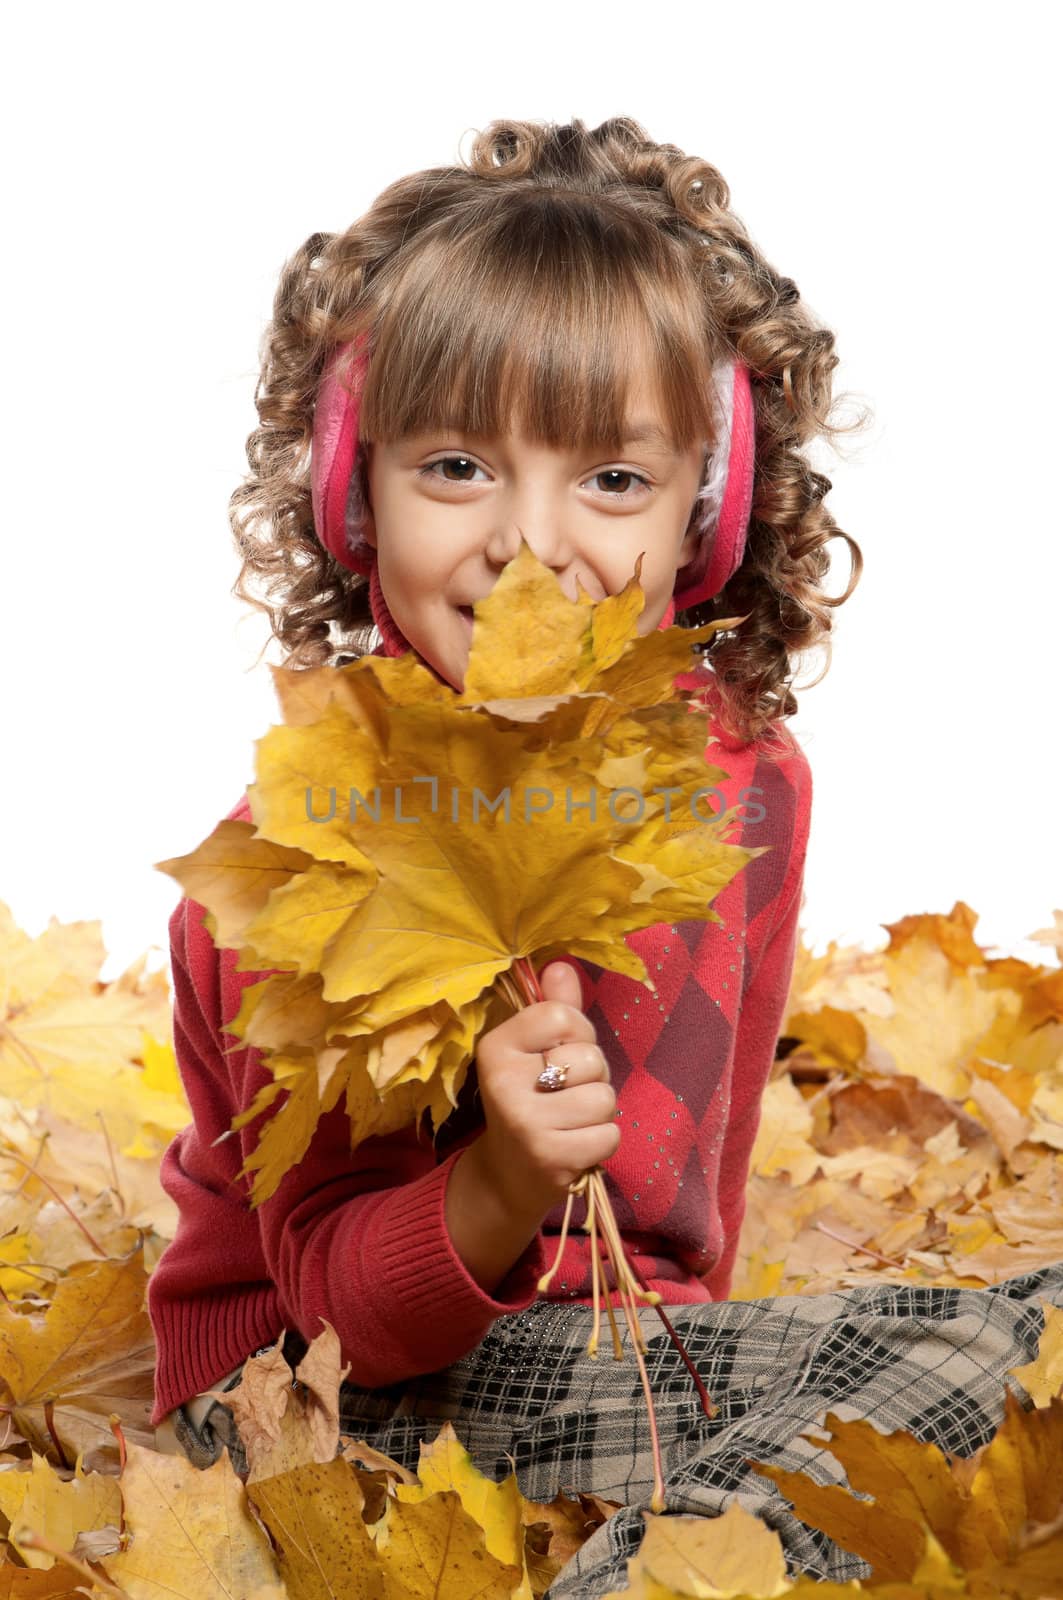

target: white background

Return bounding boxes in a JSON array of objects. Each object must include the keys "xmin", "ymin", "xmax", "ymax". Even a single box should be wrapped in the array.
[{"xmin": 3, "ymin": 2, "xmax": 1059, "ymax": 981}]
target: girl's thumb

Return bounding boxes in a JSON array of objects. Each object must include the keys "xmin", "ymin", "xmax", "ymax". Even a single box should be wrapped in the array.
[{"xmin": 537, "ymin": 959, "xmax": 583, "ymax": 1009}]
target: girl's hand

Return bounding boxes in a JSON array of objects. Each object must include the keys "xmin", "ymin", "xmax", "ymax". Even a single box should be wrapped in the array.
[{"xmin": 471, "ymin": 960, "xmax": 621, "ymax": 1221}]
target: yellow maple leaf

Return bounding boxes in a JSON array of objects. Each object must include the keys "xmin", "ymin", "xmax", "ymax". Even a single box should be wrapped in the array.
[
  {"xmin": 749, "ymin": 1076, "xmax": 822, "ymax": 1187},
  {"xmin": 0, "ymin": 1449, "xmax": 122, "ymax": 1570},
  {"xmin": 395, "ymin": 1421, "xmax": 534, "ymax": 1597},
  {"xmin": 102, "ymin": 1437, "xmax": 288, "ymax": 1599},
  {"xmin": 0, "ymin": 901, "xmax": 182, "ymax": 1153},
  {"xmin": 374, "ymin": 1487, "xmax": 523, "ymax": 1596},
  {"xmin": 0, "ymin": 1249, "xmax": 157, "ymax": 1460},
  {"xmin": 859, "ymin": 932, "xmax": 1019, "ymax": 1104}
]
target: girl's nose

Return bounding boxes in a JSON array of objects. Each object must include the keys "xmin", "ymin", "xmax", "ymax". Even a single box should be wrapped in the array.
[{"xmin": 484, "ymin": 517, "xmax": 574, "ymax": 580}]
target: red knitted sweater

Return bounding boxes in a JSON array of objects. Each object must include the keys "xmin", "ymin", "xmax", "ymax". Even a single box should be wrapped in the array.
[{"xmin": 148, "ymin": 636, "xmax": 812, "ymax": 1426}]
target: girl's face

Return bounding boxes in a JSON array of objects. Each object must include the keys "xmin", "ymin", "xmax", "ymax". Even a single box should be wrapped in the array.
[{"xmin": 361, "ymin": 360, "xmax": 706, "ymax": 691}]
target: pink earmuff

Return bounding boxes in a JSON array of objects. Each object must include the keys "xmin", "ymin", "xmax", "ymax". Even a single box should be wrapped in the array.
[{"xmin": 310, "ymin": 333, "xmax": 755, "ymax": 616}]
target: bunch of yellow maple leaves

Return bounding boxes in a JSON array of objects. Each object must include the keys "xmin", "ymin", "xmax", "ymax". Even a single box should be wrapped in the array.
[{"xmin": 153, "ymin": 542, "xmax": 758, "ymax": 1204}]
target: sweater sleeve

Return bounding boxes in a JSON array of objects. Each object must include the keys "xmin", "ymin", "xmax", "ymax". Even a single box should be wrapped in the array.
[
  {"xmin": 702, "ymin": 756, "xmax": 812, "ymax": 1302},
  {"xmin": 148, "ymin": 900, "xmax": 292, "ymax": 1424},
  {"xmin": 186, "ymin": 898, "xmax": 548, "ymax": 1390}
]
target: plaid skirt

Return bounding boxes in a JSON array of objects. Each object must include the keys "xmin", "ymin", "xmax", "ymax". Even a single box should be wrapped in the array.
[{"xmin": 170, "ymin": 1260, "xmax": 1063, "ymax": 1598}]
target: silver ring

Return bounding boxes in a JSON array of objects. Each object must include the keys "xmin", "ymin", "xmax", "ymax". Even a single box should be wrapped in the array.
[{"xmin": 536, "ymin": 1058, "xmax": 571, "ymax": 1092}]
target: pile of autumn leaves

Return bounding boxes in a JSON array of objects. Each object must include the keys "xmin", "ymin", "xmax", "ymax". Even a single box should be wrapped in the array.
[
  {"xmin": 2, "ymin": 881, "xmax": 1063, "ymax": 1600},
  {"xmin": 3, "ymin": 898, "xmax": 1063, "ymax": 1597}
]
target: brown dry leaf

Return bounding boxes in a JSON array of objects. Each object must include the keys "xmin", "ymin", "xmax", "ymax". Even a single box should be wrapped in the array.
[
  {"xmin": 519, "ymin": 1490, "xmax": 622, "ymax": 1595},
  {"xmin": 223, "ymin": 1345, "xmax": 320, "ymax": 1483},
  {"xmin": 821, "ymin": 1076, "xmax": 990, "ymax": 1159},
  {"xmin": 171, "ymin": 1319, "xmax": 362, "ymax": 1492}
]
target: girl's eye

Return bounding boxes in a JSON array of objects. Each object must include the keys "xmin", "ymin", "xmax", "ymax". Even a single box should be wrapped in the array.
[
  {"xmin": 418, "ymin": 456, "xmax": 652, "ymax": 499},
  {"xmin": 420, "ymin": 455, "xmax": 487, "ymax": 486},
  {"xmin": 590, "ymin": 468, "xmax": 651, "ymax": 499}
]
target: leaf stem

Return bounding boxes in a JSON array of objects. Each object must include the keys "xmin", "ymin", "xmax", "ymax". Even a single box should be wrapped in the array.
[
  {"xmin": 814, "ymin": 1220, "xmax": 905, "ymax": 1269},
  {"xmin": 0, "ymin": 1145, "xmax": 108, "ymax": 1256},
  {"xmin": 617, "ymin": 1269, "xmax": 666, "ymax": 1511},
  {"xmin": 535, "ymin": 1180, "xmax": 580, "ymax": 1295},
  {"xmin": 585, "ymin": 1175, "xmax": 602, "ymax": 1358}
]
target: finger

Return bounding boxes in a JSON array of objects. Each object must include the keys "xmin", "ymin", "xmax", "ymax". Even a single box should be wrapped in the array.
[
  {"xmin": 503, "ymin": 989, "xmax": 598, "ymax": 1065},
  {"xmin": 549, "ymin": 1085, "xmax": 620, "ymax": 1132},
  {"xmin": 511, "ymin": 1009, "xmax": 598, "ymax": 1061},
  {"xmin": 536, "ymin": 959, "xmax": 584, "ymax": 1013}
]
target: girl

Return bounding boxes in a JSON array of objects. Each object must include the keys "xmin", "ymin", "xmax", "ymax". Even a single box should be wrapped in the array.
[{"xmin": 148, "ymin": 118, "xmax": 1063, "ymax": 1596}]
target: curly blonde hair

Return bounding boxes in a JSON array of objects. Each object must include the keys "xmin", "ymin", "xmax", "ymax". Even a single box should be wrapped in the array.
[{"xmin": 230, "ymin": 115, "xmax": 866, "ymax": 750}]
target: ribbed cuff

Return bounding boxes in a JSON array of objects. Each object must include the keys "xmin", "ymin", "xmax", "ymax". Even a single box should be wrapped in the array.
[
  {"xmin": 354, "ymin": 1148, "xmax": 546, "ymax": 1384},
  {"xmin": 149, "ymin": 1281, "xmax": 283, "ymax": 1427}
]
